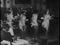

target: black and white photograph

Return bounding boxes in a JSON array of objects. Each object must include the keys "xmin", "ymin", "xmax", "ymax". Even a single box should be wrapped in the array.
[{"xmin": 0, "ymin": 0, "xmax": 59, "ymax": 45}]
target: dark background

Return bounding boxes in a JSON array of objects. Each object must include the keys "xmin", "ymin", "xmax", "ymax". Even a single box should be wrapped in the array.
[
  {"xmin": 46, "ymin": 0, "xmax": 59, "ymax": 17},
  {"xmin": 15, "ymin": 0, "xmax": 31, "ymax": 4},
  {"xmin": 15, "ymin": 0, "xmax": 59, "ymax": 17}
]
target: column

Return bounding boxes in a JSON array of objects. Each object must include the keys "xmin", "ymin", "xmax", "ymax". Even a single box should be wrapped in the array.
[{"xmin": 12, "ymin": 0, "xmax": 15, "ymax": 6}]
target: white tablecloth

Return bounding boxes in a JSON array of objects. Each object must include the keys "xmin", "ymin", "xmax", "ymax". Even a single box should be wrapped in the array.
[{"xmin": 12, "ymin": 39, "xmax": 30, "ymax": 45}]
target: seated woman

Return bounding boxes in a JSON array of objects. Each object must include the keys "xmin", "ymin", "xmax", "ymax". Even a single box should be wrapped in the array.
[{"xmin": 1, "ymin": 23, "xmax": 13, "ymax": 42}]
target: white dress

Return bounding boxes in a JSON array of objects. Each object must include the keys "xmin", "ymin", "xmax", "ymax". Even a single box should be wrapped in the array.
[
  {"xmin": 6, "ymin": 11, "xmax": 14, "ymax": 36},
  {"xmin": 31, "ymin": 14, "xmax": 38, "ymax": 27},
  {"xmin": 19, "ymin": 15, "xmax": 26, "ymax": 31},
  {"xmin": 8, "ymin": 27, "xmax": 14, "ymax": 36},
  {"xmin": 42, "ymin": 14, "xmax": 52, "ymax": 31}
]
